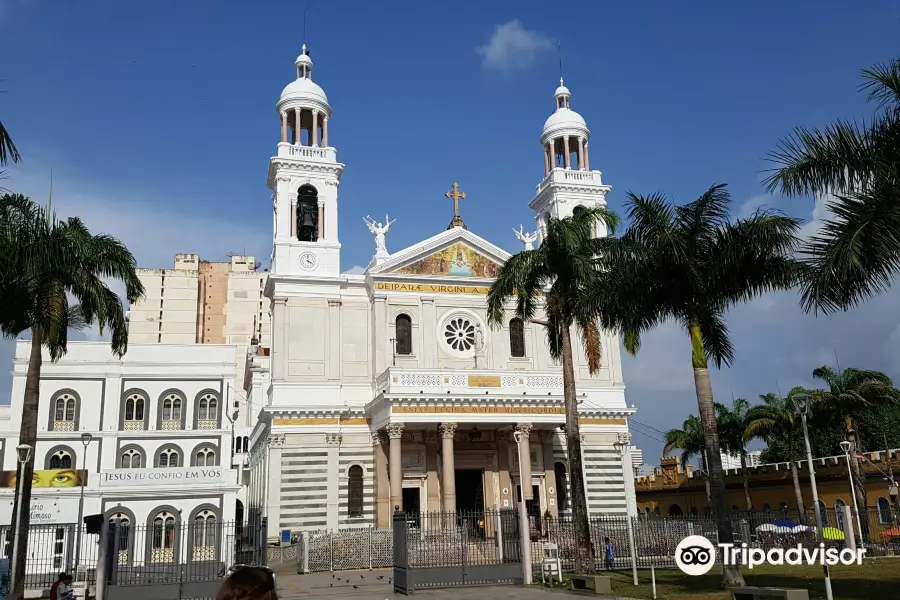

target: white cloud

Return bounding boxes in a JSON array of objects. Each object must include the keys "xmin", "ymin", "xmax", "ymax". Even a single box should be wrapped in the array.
[
  {"xmin": 476, "ymin": 19, "xmax": 554, "ymax": 74},
  {"xmin": 736, "ymin": 194, "xmax": 770, "ymax": 219},
  {"xmin": 343, "ymin": 265, "xmax": 367, "ymax": 275}
]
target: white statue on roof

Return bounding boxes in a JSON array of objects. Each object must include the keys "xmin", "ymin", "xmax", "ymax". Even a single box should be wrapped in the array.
[
  {"xmin": 513, "ymin": 224, "xmax": 538, "ymax": 251},
  {"xmin": 364, "ymin": 214, "xmax": 395, "ymax": 257}
]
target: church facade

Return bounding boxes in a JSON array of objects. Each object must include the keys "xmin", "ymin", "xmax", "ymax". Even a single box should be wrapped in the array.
[{"xmin": 247, "ymin": 47, "xmax": 637, "ymax": 534}]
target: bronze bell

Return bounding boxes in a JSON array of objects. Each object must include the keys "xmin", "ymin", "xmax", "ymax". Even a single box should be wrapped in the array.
[{"xmin": 300, "ymin": 211, "xmax": 315, "ymax": 228}]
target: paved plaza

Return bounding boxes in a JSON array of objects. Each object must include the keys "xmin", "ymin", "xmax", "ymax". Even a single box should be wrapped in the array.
[{"xmin": 272, "ymin": 567, "xmax": 627, "ymax": 600}]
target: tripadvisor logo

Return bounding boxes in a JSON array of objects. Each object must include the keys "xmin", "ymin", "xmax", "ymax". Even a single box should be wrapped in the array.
[{"xmin": 675, "ymin": 535, "xmax": 867, "ymax": 576}]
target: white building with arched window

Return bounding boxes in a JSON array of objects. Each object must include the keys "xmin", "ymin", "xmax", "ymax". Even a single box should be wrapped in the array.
[{"xmin": 0, "ymin": 340, "xmax": 244, "ymax": 580}]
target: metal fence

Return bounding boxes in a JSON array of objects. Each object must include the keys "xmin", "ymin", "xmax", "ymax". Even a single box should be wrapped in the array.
[
  {"xmin": 393, "ymin": 509, "xmax": 522, "ymax": 594},
  {"xmin": 0, "ymin": 524, "xmax": 101, "ymax": 590},
  {"xmin": 105, "ymin": 519, "xmax": 267, "ymax": 589}
]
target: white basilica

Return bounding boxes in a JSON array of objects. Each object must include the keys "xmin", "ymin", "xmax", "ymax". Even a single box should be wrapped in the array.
[{"xmin": 246, "ymin": 46, "xmax": 638, "ymax": 534}]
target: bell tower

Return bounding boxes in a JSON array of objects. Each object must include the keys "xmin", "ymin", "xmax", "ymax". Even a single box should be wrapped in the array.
[
  {"xmin": 267, "ymin": 45, "xmax": 343, "ymax": 278},
  {"xmin": 529, "ymin": 78, "xmax": 611, "ymax": 242}
]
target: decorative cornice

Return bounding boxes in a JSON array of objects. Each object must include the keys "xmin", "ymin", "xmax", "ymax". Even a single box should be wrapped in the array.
[
  {"xmin": 438, "ymin": 422, "xmax": 457, "ymax": 440},
  {"xmin": 515, "ymin": 423, "xmax": 533, "ymax": 438},
  {"xmin": 266, "ymin": 433, "xmax": 285, "ymax": 447}
]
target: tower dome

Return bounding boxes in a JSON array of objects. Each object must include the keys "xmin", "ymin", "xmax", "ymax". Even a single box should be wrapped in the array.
[
  {"xmin": 276, "ymin": 44, "xmax": 332, "ymax": 149},
  {"xmin": 541, "ymin": 78, "xmax": 589, "ymax": 145},
  {"xmin": 540, "ymin": 78, "xmax": 592, "ymax": 175}
]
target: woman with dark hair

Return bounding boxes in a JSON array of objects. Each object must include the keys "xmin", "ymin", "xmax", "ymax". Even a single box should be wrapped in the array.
[{"xmin": 217, "ymin": 566, "xmax": 277, "ymax": 600}]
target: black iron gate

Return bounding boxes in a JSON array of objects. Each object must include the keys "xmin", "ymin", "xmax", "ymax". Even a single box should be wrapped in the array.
[
  {"xmin": 104, "ymin": 518, "xmax": 268, "ymax": 600},
  {"xmin": 392, "ymin": 508, "xmax": 522, "ymax": 594}
]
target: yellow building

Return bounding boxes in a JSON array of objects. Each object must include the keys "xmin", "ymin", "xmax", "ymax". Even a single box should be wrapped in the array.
[{"xmin": 636, "ymin": 451, "xmax": 900, "ymax": 528}]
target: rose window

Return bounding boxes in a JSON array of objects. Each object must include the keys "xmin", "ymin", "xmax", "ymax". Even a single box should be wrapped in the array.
[{"xmin": 444, "ymin": 317, "xmax": 476, "ymax": 352}]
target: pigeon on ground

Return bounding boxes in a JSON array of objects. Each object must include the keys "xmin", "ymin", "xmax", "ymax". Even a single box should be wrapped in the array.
[
  {"xmin": 353, "ymin": 585, "xmax": 359, "ymax": 590},
  {"xmin": 377, "ymin": 575, "xmax": 384, "ymax": 580},
  {"xmin": 360, "ymin": 575, "xmax": 365, "ymax": 579}
]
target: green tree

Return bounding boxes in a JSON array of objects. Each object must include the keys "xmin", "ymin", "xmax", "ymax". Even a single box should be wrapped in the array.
[
  {"xmin": 664, "ymin": 414, "xmax": 711, "ymax": 504},
  {"xmin": 718, "ymin": 398, "xmax": 755, "ymax": 511},
  {"xmin": 486, "ymin": 205, "xmax": 618, "ymax": 574},
  {"xmin": 588, "ymin": 184, "xmax": 803, "ymax": 588},
  {"xmin": 765, "ymin": 57, "xmax": 900, "ymax": 313},
  {"xmin": 746, "ymin": 390, "xmax": 809, "ymax": 521},
  {"xmin": 0, "ymin": 193, "xmax": 143, "ymax": 598},
  {"xmin": 808, "ymin": 366, "xmax": 900, "ymax": 514},
  {"xmin": 0, "ymin": 79, "xmax": 21, "ymax": 168}
]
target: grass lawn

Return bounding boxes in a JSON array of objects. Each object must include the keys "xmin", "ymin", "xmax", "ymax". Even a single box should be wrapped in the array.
[{"xmin": 543, "ymin": 559, "xmax": 900, "ymax": 600}]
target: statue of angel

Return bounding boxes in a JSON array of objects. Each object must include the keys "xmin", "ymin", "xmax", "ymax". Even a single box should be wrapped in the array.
[
  {"xmin": 364, "ymin": 214, "xmax": 395, "ymax": 256},
  {"xmin": 513, "ymin": 224, "xmax": 538, "ymax": 251}
]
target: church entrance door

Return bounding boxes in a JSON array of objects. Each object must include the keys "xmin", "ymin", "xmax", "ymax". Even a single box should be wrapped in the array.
[
  {"xmin": 402, "ymin": 487, "xmax": 421, "ymax": 528},
  {"xmin": 455, "ymin": 469, "xmax": 484, "ymax": 513}
]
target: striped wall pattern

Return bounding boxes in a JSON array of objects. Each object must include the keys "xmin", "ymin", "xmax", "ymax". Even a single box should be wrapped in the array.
[
  {"xmin": 337, "ymin": 445, "xmax": 375, "ymax": 527},
  {"xmin": 582, "ymin": 446, "xmax": 627, "ymax": 515},
  {"xmin": 280, "ymin": 447, "xmax": 329, "ymax": 530}
]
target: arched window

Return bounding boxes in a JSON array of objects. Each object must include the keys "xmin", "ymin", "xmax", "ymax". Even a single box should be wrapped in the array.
[
  {"xmin": 243, "ymin": 437, "xmax": 249, "ymax": 453},
  {"xmin": 52, "ymin": 393, "xmax": 77, "ymax": 431},
  {"xmin": 195, "ymin": 447, "xmax": 216, "ymax": 467},
  {"xmin": 156, "ymin": 447, "xmax": 181, "ymax": 468},
  {"xmin": 150, "ymin": 510, "xmax": 177, "ymax": 563},
  {"xmin": 689, "ymin": 507, "xmax": 698, "ymax": 517},
  {"xmin": 653, "ymin": 507, "xmax": 661, "ymax": 517},
  {"xmin": 395, "ymin": 314, "xmax": 412, "ymax": 356},
  {"xmin": 347, "ymin": 465, "xmax": 364, "ymax": 518},
  {"xmin": 554, "ymin": 462, "xmax": 569, "ymax": 511},
  {"xmin": 834, "ymin": 499, "xmax": 846, "ymax": 529},
  {"xmin": 120, "ymin": 448, "xmax": 142, "ymax": 469},
  {"xmin": 161, "ymin": 393, "xmax": 183, "ymax": 430},
  {"xmin": 572, "ymin": 205, "xmax": 586, "ymax": 218},
  {"xmin": 762, "ymin": 503, "xmax": 772, "ymax": 514},
  {"xmin": 196, "ymin": 393, "xmax": 218, "ymax": 429},
  {"xmin": 816, "ymin": 500, "xmax": 829, "ymax": 526},
  {"xmin": 108, "ymin": 511, "xmax": 133, "ymax": 565},
  {"xmin": 296, "ymin": 185, "xmax": 319, "ymax": 242},
  {"xmin": 509, "ymin": 318, "xmax": 525, "ymax": 358},
  {"xmin": 48, "ymin": 449, "xmax": 73, "ymax": 470},
  {"xmin": 669, "ymin": 504, "xmax": 683, "ymax": 517},
  {"xmin": 731, "ymin": 505, "xmax": 741, "ymax": 515},
  {"xmin": 191, "ymin": 509, "xmax": 217, "ymax": 560},
  {"xmin": 124, "ymin": 393, "xmax": 146, "ymax": 430},
  {"xmin": 878, "ymin": 498, "xmax": 893, "ymax": 524}
]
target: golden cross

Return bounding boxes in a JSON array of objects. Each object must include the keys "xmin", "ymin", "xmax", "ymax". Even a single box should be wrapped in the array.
[{"xmin": 445, "ymin": 182, "xmax": 466, "ymax": 220}]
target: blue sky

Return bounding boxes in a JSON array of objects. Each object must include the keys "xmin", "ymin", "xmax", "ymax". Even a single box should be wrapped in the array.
[{"xmin": 3, "ymin": 1, "xmax": 900, "ymax": 462}]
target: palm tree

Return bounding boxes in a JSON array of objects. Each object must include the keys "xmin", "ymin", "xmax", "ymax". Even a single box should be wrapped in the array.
[
  {"xmin": 764, "ymin": 57, "xmax": 900, "ymax": 314},
  {"xmin": 718, "ymin": 398, "xmax": 755, "ymax": 511},
  {"xmin": 808, "ymin": 366, "xmax": 900, "ymax": 515},
  {"xmin": 746, "ymin": 390, "xmax": 808, "ymax": 522},
  {"xmin": 486, "ymin": 205, "xmax": 618, "ymax": 574},
  {"xmin": 0, "ymin": 193, "xmax": 143, "ymax": 598},
  {"xmin": 587, "ymin": 183, "xmax": 803, "ymax": 588},
  {"xmin": 0, "ymin": 79, "xmax": 21, "ymax": 167},
  {"xmin": 664, "ymin": 414, "xmax": 711, "ymax": 504}
]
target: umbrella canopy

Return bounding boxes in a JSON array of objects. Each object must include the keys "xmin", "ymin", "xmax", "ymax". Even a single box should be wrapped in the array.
[
  {"xmin": 822, "ymin": 527, "xmax": 845, "ymax": 541},
  {"xmin": 775, "ymin": 520, "xmax": 797, "ymax": 528},
  {"xmin": 790, "ymin": 525, "xmax": 812, "ymax": 533},
  {"xmin": 880, "ymin": 527, "xmax": 900, "ymax": 538},
  {"xmin": 756, "ymin": 523, "xmax": 777, "ymax": 532}
]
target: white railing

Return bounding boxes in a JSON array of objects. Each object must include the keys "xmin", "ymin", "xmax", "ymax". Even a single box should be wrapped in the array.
[
  {"xmin": 53, "ymin": 420, "xmax": 75, "ymax": 432},
  {"xmin": 375, "ymin": 367, "xmax": 563, "ymax": 395},
  {"xmin": 536, "ymin": 168, "xmax": 604, "ymax": 193},
  {"xmin": 278, "ymin": 143, "xmax": 335, "ymax": 161}
]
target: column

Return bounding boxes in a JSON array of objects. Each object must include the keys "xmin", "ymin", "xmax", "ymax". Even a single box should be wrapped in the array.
[
  {"xmin": 294, "ymin": 109, "xmax": 301, "ymax": 145},
  {"xmin": 280, "ymin": 111, "xmax": 287, "ymax": 143},
  {"xmin": 312, "ymin": 110, "xmax": 319, "ymax": 146},
  {"xmin": 421, "ymin": 297, "xmax": 436, "ymax": 367},
  {"xmin": 322, "ymin": 116, "xmax": 329, "ymax": 147},
  {"xmin": 424, "ymin": 430, "xmax": 442, "ymax": 511},
  {"xmin": 271, "ymin": 299, "xmax": 287, "ymax": 380},
  {"xmin": 290, "ymin": 202, "xmax": 297, "ymax": 239},
  {"xmin": 387, "ymin": 423, "xmax": 404, "ymax": 511},
  {"xmin": 265, "ymin": 434, "xmax": 284, "ymax": 536},
  {"xmin": 325, "ymin": 433, "xmax": 341, "ymax": 528},
  {"xmin": 317, "ymin": 201, "xmax": 325, "ymax": 241},
  {"xmin": 540, "ymin": 431, "xmax": 559, "ymax": 518},
  {"xmin": 577, "ymin": 137, "xmax": 585, "ymax": 170},
  {"xmin": 543, "ymin": 143, "xmax": 550, "ymax": 176},
  {"xmin": 515, "ymin": 423, "xmax": 533, "ymax": 501},
  {"xmin": 439, "ymin": 423, "xmax": 457, "ymax": 513},
  {"xmin": 563, "ymin": 137, "xmax": 571, "ymax": 169},
  {"xmin": 373, "ymin": 432, "xmax": 391, "ymax": 528},
  {"xmin": 584, "ymin": 140, "xmax": 590, "ymax": 171},
  {"xmin": 327, "ymin": 299, "xmax": 341, "ymax": 379}
]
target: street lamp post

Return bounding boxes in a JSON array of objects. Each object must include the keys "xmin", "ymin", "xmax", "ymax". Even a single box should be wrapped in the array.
[
  {"xmin": 74, "ymin": 432, "xmax": 93, "ymax": 579},
  {"xmin": 839, "ymin": 441, "xmax": 866, "ymax": 551},
  {"xmin": 613, "ymin": 433, "xmax": 639, "ymax": 586},
  {"xmin": 10, "ymin": 443, "xmax": 33, "ymax": 600},
  {"xmin": 794, "ymin": 394, "xmax": 833, "ymax": 600}
]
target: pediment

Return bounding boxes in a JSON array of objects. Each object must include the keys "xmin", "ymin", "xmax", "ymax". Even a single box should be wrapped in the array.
[{"xmin": 369, "ymin": 228, "xmax": 511, "ymax": 279}]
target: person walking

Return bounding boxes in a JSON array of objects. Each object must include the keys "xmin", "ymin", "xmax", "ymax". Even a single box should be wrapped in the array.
[{"xmin": 603, "ymin": 537, "xmax": 615, "ymax": 570}]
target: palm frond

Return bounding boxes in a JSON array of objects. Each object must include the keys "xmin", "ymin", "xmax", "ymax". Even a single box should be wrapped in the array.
[
  {"xmin": 0, "ymin": 121, "xmax": 20, "ymax": 166},
  {"xmin": 860, "ymin": 59, "xmax": 900, "ymax": 111}
]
